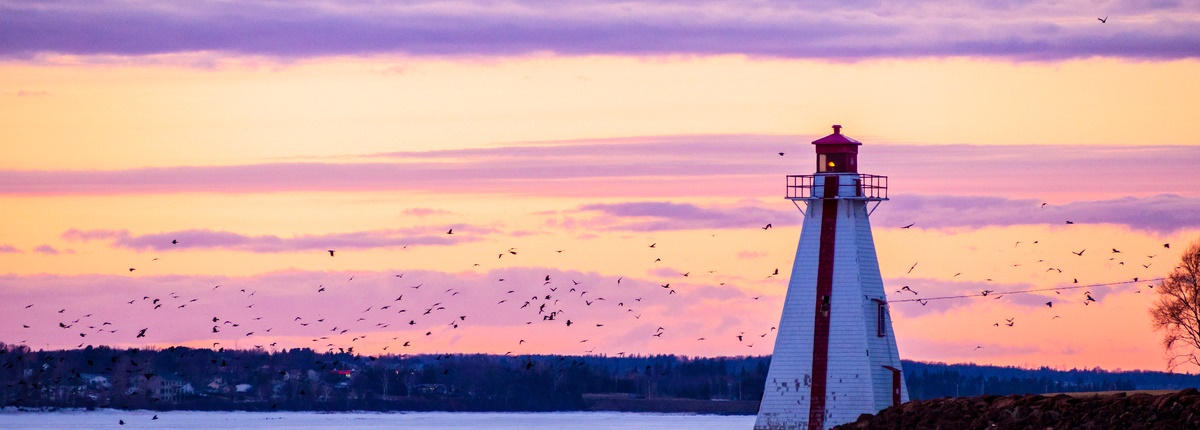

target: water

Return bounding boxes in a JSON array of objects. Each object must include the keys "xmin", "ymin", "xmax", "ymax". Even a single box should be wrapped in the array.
[{"xmin": 0, "ymin": 409, "xmax": 755, "ymax": 429}]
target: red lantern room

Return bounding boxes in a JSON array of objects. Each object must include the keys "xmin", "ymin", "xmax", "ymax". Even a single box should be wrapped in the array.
[{"xmin": 812, "ymin": 124, "xmax": 860, "ymax": 173}]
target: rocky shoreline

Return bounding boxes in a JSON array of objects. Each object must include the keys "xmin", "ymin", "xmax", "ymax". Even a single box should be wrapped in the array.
[{"xmin": 835, "ymin": 389, "xmax": 1200, "ymax": 429}]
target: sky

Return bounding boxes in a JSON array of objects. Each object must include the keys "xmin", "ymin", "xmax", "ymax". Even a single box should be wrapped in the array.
[{"xmin": 2, "ymin": 0, "xmax": 1200, "ymax": 373}]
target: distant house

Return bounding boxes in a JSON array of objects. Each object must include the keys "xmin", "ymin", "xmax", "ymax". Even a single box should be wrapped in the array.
[
  {"xmin": 412, "ymin": 383, "xmax": 450, "ymax": 396},
  {"xmin": 146, "ymin": 374, "xmax": 187, "ymax": 402},
  {"xmin": 80, "ymin": 373, "xmax": 110, "ymax": 389}
]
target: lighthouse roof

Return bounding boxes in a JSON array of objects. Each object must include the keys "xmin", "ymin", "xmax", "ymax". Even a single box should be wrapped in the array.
[{"xmin": 812, "ymin": 125, "xmax": 861, "ymax": 145}]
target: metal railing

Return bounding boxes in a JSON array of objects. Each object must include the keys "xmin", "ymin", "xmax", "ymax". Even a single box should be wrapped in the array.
[{"xmin": 786, "ymin": 174, "xmax": 888, "ymax": 200}]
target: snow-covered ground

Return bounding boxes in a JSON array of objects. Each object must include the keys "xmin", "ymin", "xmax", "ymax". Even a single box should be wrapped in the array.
[{"xmin": 0, "ymin": 410, "xmax": 754, "ymax": 429}]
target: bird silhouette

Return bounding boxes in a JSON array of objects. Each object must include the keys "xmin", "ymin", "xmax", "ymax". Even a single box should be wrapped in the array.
[
  {"xmin": 1098, "ymin": 16, "xmax": 1107, "ymax": 23},
  {"xmin": 1072, "ymin": 249, "xmax": 1085, "ymax": 256},
  {"xmin": 901, "ymin": 223, "xmax": 915, "ymax": 229},
  {"xmin": 327, "ymin": 250, "xmax": 335, "ymax": 257}
]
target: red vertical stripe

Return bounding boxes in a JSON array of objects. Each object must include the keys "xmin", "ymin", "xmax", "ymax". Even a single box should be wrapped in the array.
[{"xmin": 808, "ymin": 177, "xmax": 840, "ymax": 430}]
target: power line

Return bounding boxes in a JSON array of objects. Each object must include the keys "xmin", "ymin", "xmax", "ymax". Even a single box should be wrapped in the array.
[{"xmin": 890, "ymin": 277, "xmax": 1165, "ymax": 304}]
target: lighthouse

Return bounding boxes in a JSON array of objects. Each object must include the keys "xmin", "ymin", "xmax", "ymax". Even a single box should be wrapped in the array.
[{"xmin": 754, "ymin": 125, "xmax": 907, "ymax": 430}]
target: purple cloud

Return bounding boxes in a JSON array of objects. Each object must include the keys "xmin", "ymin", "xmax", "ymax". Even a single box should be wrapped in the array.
[
  {"xmin": 575, "ymin": 201, "xmax": 792, "ymax": 231},
  {"xmin": 2, "ymin": 1, "xmax": 1198, "ymax": 60},
  {"xmin": 873, "ymin": 194, "xmax": 1200, "ymax": 234},
  {"xmin": 61, "ymin": 227, "xmax": 481, "ymax": 252},
  {"xmin": 2, "ymin": 136, "xmax": 1198, "ymax": 227},
  {"xmin": 33, "ymin": 244, "xmax": 60, "ymax": 255},
  {"xmin": 0, "ymin": 244, "xmax": 20, "ymax": 253}
]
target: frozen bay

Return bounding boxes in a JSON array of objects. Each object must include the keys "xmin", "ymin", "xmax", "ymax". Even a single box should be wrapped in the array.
[{"xmin": 0, "ymin": 409, "xmax": 754, "ymax": 429}]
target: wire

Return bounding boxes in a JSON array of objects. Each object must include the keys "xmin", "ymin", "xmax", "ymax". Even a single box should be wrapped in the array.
[{"xmin": 890, "ymin": 277, "xmax": 1166, "ymax": 303}]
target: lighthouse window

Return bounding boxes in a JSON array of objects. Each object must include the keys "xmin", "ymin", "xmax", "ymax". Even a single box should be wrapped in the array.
[
  {"xmin": 818, "ymin": 153, "xmax": 854, "ymax": 173},
  {"xmin": 877, "ymin": 303, "xmax": 886, "ymax": 337}
]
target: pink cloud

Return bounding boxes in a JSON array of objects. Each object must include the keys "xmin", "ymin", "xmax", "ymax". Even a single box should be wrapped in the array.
[
  {"xmin": 737, "ymin": 250, "xmax": 767, "ymax": 260},
  {"xmin": 0, "ymin": 244, "xmax": 20, "ymax": 253},
  {"xmin": 402, "ymin": 207, "xmax": 454, "ymax": 217},
  {"xmin": 33, "ymin": 244, "xmax": 60, "ymax": 254},
  {"xmin": 0, "ymin": 267, "xmax": 776, "ymax": 356}
]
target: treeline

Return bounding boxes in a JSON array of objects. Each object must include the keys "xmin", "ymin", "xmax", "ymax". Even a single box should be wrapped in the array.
[
  {"xmin": 3, "ymin": 342, "xmax": 1200, "ymax": 412},
  {"xmin": 904, "ymin": 361, "xmax": 1200, "ymax": 399},
  {"xmin": 0, "ymin": 343, "xmax": 768, "ymax": 411}
]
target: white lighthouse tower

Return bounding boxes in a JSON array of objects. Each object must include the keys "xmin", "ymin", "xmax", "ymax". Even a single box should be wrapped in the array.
[{"xmin": 755, "ymin": 125, "xmax": 907, "ymax": 430}]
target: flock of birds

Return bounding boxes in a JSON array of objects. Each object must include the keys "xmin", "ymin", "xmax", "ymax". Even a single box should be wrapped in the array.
[
  {"xmin": 14, "ymin": 223, "xmax": 796, "ymax": 365},
  {"xmin": 890, "ymin": 213, "xmax": 1171, "ymax": 352},
  {"xmin": 12, "ymin": 191, "xmax": 1173, "ymax": 367}
]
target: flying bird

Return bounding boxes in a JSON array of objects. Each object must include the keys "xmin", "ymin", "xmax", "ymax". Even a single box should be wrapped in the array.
[
  {"xmin": 446, "ymin": 228, "xmax": 454, "ymax": 234},
  {"xmin": 1098, "ymin": 16, "xmax": 1107, "ymax": 23},
  {"xmin": 327, "ymin": 250, "xmax": 335, "ymax": 257},
  {"xmin": 1072, "ymin": 249, "xmax": 1085, "ymax": 256},
  {"xmin": 901, "ymin": 223, "xmax": 915, "ymax": 229},
  {"xmin": 907, "ymin": 262, "xmax": 918, "ymax": 274},
  {"xmin": 762, "ymin": 223, "xmax": 772, "ymax": 230}
]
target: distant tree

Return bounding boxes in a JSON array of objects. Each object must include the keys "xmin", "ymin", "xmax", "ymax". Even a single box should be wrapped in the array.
[{"xmin": 1150, "ymin": 239, "xmax": 1200, "ymax": 370}]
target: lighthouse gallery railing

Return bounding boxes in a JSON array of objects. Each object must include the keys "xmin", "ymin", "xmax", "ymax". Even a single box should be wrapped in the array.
[{"xmin": 786, "ymin": 174, "xmax": 888, "ymax": 200}]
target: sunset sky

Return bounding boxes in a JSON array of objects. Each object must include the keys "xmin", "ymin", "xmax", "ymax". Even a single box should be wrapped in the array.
[{"xmin": 3, "ymin": 0, "xmax": 1200, "ymax": 373}]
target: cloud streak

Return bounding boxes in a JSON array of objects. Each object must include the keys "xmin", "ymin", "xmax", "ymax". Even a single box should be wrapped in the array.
[
  {"xmin": 2, "ymin": 1, "xmax": 1198, "ymax": 61},
  {"xmin": 574, "ymin": 201, "xmax": 792, "ymax": 232},
  {"xmin": 61, "ymin": 227, "xmax": 480, "ymax": 253},
  {"xmin": 2, "ymin": 136, "xmax": 1197, "ymax": 201}
]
